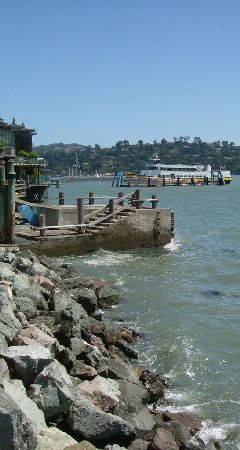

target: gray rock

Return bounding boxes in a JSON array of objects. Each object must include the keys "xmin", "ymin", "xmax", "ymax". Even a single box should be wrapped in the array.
[
  {"xmin": 59, "ymin": 303, "xmax": 89, "ymax": 339},
  {"xmin": 96, "ymin": 286, "xmax": 120, "ymax": 309},
  {"xmin": 71, "ymin": 288, "xmax": 98, "ymax": 314},
  {"xmin": 67, "ymin": 393, "xmax": 135, "ymax": 445},
  {"xmin": 170, "ymin": 419, "xmax": 192, "ymax": 447},
  {"xmin": 36, "ymin": 427, "xmax": 77, "ymax": 450},
  {"xmin": 107, "ymin": 356, "xmax": 140, "ymax": 384},
  {"xmin": 127, "ymin": 407, "xmax": 156, "ymax": 441},
  {"xmin": 77, "ymin": 375, "xmax": 120, "ymax": 412},
  {"xmin": 13, "ymin": 285, "xmax": 48, "ymax": 310},
  {"xmin": 29, "ymin": 360, "xmax": 73, "ymax": 418},
  {"xmin": 0, "ymin": 387, "xmax": 37, "ymax": 450},
  {"xmin": 14, "ymin": 295, "xmax": 38, "ymax": 319},
  {"xmin": 104, "ymin": 445, "xmax": 127, "ymax": 450},
  {"xmin": 113, "ymin": 379, "xmax": 149, "ymax": 416},
  {"xmin": 0, "ymin": 290, "xmax": 22, "ymax": 343},
  {"xmin": 14, "ymin": 325, "xmax": 57, "ymax": 352},
  {"xmin": 114, "ymin": 340, "xmax": 138, "ymax": 359},
  {"xmin": 56, "ymin": 346, "xmax": 76, "ymax": 371},
  {"xmin": 70, "ymin": 361, "xmax": 98, "ymax": 379},
  {"xmin": 128, "ymin": 438, "xmax": 149, "ymax": 450},
  {"xmin": 0, "ymin": 344, "xmax": 54, "ymax": 385},
  {"xmin": 50, "ymin": 288, "xmax": 73, "ymax": 312},
  {"xmin": 0, "ymin": 358, "xmax": 10, "ymax": 381},
  {"xmin": 2, "ymin": 379, "xmax": 46, "ymax": 433},
  {"xmin": 70, "ymin": 337, "xmax": 93, "ymax": 357},
  {"xmin": 150, "ymin": 425, "xmax": 178, "ymax": 450},
  {"xmin": 0, "ymin": 333, "xmax": 8, "ymax": 351},
  {"xmin": 63, "ymin": 441, "xmax": 99, "ymax": 450}
]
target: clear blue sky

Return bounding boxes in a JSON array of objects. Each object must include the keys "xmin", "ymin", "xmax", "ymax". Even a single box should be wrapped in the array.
[{"xmin": 1, "ymin": 0, "xmax": 240, "ymax": 146}]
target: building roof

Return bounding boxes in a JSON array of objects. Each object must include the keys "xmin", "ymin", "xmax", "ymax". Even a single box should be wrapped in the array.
[{"xmin": 0, "ymin": 117, "xmax": 37, "ymax": 135}]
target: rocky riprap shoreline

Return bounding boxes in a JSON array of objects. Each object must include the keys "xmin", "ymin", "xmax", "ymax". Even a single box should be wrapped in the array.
[{"xmin": 0, "ymin": 247, "xmax": 235, "ymax": 450}]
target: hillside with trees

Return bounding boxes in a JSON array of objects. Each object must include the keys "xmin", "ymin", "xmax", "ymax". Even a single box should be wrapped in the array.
[{"xmin": 35, "ymin": 137, "xmax": 240, "ymax": 175}]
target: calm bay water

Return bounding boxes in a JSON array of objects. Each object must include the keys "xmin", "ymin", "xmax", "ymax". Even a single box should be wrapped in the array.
[{"xmin": 49, "ymin": 177, "xmax": 240, "ymax": 445}]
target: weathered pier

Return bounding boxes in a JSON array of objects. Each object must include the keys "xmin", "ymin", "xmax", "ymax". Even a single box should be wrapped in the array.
[{"xmin": 16, "ymin": 190, "xmax": 174, "ymax": 256}]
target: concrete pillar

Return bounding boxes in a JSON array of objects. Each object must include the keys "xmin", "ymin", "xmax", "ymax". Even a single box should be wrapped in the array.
[
  {"xmin": 6, "ymin": 160, "xmax": 16, "ymax": 244},
  {"xmin": 59, "ymin": 192, "xmax": 64, "ymax": 205},
  {"xmin": 89, "ymin": 192, "xmax": 95, "ymax": 205}
]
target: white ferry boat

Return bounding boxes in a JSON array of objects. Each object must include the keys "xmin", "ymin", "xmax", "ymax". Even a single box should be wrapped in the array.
[{"xmin": 139, "ymin": 155, "xmax": 232, "ymax": 184}]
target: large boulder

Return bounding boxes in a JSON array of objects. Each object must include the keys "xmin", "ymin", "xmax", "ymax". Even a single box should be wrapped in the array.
[
  {"xmin": 149, "ymin": 425, "xmax": 178, "ymax": 450},
  {"xmin": 95, "ymin": 286, "xmax": 120, "ymax": 309},
  {"xmin": 36, "ymin": 427, "xmax": 77, "ymax": 450},
  {"xmin": 14, "ymin": 325, "xmax": 57, "ymax": 353},
  {"xmin": 2, "ymin": 379, "xmax": 46, "ymax": 433},
  {"xmin": 29, "ymin": 360, "xmax": 73, "ymax": 418},
  {"xmin": 66, "ymin": 393, "xmax": 135, "ymax": 445},
  {"xmin": 57, "ymin": 303, "xmax": 89, "ymax": 341},
  {"xmin": 107, "ymin": 356, "xmax": 140, "ymax": 384},
  {"xmin": 113, "ymin": 379, "xmax": 149, "ymax": 417},
  {"xmin": 126, "ymin": 407, "xmax": 156, "ymax": 441},
  {"xmin": 0, "ymin": 387, "xmax": 37, "ymax": 450},
  {"xmin": 14, "ymin": 295, "xmax": 38, "ymax": 319},
  {"xmin": 77, "ymin": 376, "xmax": 120, "ymax": 412},
  {"xmin": 64, "ymin": 442, "xmax": 99, "ymax": 450},
  {"xmin": 13, "ymin": 285, "xmax": 48, "ymax": 311},
  {"xmin": 49, "ymin": 288, "xmax": 73, "ymax": 312},
  {"xmin": 71, "ymin": 288, "xmax": 98, "ymax": 314},
  {"xmin": 0, "ymin": 344, "xmax": 54, "ymax": 385},
  {"xmin": 70, "ymin": 361, "xmax": 98, "ymax": 380},
  {"xmin": 0, "ymin": 290, "xmax": 22, "ymax": 343},
  {"xmin": 140, "ymin": 371, "xmax": 165, "ymax": 402}
]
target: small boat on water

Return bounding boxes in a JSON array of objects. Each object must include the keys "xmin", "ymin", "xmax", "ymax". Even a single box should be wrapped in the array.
[{"xmin": 122, "ymin": 155, "xmax": 232, "ymax": 187}]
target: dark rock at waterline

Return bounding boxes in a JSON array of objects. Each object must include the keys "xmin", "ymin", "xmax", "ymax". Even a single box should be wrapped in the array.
[
  {"xmin": 202, "ymin": 289, "xmax": 223, "ymax": 297},
  {"xmin": 114, "ymin": 340, "xmax": 138, "ymax": 360},
  {"xmin": 96, "ymin": 286, "xmax": 120, "ymax": 309},
  {"xmin": 139, "ymin": 370, "xmax": 165, "ymax": 402},
  {"xmin": 148, "ymin": 424, "xmax": 178, "ymax": 450},
  {"xmin": 107, "ymin": 356, "xmax": 140, "ymax": 385},
  {"xmin": 113, "ymin": 379, "xmax": 149, "ymax": 416},
  {"xmin": 70, "ymin": 288, "xmax": 98, "ymax": 315},
  {"xmin": 160, "ymin": 412, "xmax": 203, "ymax": 435}
]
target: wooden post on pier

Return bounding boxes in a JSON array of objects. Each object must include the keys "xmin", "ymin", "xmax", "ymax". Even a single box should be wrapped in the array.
[
  {"xmin": 151, "ymin": 194, "xmax": 158, "ymax": 209},
  {"xmin": 39, "ymin": 214, "xmax": 46, "ymax": 237},
  {"xmin": 59, "ymin": 192, "xmax": 64, "ymax": 205},
  {"xmin": 135, "ymin": 189, "xmax": 141, "ymax": 209},
  {"xmin": 89, "ymin": 192, "xmax": 95, "ymax": 205},
  {"xmin": 109, "ymin": 199, "xmax": 114, "ymax": 215},
  {"xmin": 0, "ymin": 164, "xmax": 6, "ymax": 243},
  {"xmin": 6, "ymin": 160, "xmax": 16, "ymax": 243},
  {"xmin": 118, "ymin": 192, "xmax": 124, "ymax": 206},
  {"xmin": 77, "ymin": 198, "xmax": 84, "ymax": 232}
]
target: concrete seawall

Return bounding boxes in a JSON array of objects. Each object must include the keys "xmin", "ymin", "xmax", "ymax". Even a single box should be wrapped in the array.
[{"xmin": 16, "ymin": 205, "xmax": 174, "ymax": 256}]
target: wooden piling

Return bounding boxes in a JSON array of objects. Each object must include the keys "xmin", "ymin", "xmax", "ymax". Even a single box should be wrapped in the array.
[
  {"xmin": 89, "ymin": 192, "xmax": 95, "ymax": 205},
  {"xmin": 109, "ymin": 199, "xmax": 114, "ymax": 215},
  {"xmin": 135, "ymin": 189, "xmax": 141, "ymax": 209},
  {"xmin": 151, "ymin": 194, "xmax": 158, "ymax": 209},
  {"xmin": 59, "ymin": 192, "xmax": 64, "ymax": 205},
  {"xmin": 39, "ymin": 214, "xmax": 46, "ymax": 237},
  {"xmin": 118, "ymin": 192, "xmax": 124, "ymax": 206}
]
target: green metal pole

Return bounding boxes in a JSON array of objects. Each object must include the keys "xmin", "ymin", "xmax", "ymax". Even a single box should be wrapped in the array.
[
  {"xmin": 0, "ymin": 163, "xmax": 6, "ymax": 243},
  {"xmin": 6, "ymin": 159, "xmax": 16, "ymax": 243}
]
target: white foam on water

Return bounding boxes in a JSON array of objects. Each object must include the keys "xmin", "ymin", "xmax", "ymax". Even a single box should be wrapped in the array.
[
  {"xmin": 84, "ymin": 250, "xmax": 138, "ymax": 267},
  {"xmin": 154, "ymin": 403, "xmax": 198, "ymax": 414},
  {"xmin": 196, "ymin": 419, "xmax": 240, "ymax": 446},
  {"xmin": 164, "ymin": 237, "xmax": 182, "ymax": 252}
]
